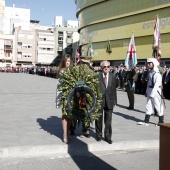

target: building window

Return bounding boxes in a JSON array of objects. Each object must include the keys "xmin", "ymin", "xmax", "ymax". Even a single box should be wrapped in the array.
[
  {"xmin": 27, "ymin": 35, "xmax": 33, "ymax": 39},
  {"xmin": 18, "ymin": 34, "xmax": 25, "ymax": 38},
  {"xmin": 28, "ymin": 44, "xmax": 32, "ymax": 48},
  {"xmin": 17, "ymin": 52, "xmax": 22, "ymax": 58},
  {"xmin": 22, "ymin": 53, "xmax": 32, "ymax": 57},
  {"xmin": 22, "ymin": 44, "xmax": 32, "ymax": 48},
  {"xmin": 18, "ymin": 42, "xmax": 22, "ymax": 48}
]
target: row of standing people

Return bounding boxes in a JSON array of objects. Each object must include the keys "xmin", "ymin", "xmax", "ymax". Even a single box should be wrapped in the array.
[
  {"xmin": 56, "ymin": 54, "xmax": 165, "ymax": 144},
  {"xmin": 111, "ymin": 59, "xmax": 165, "ymax": 126},
  {"xmin": 56, "ymin": 54, "xmax": 117, "ymax": 144},
  {"xmin": 96, "ymin": 59, "xmax": 165, "ymax": 126},
  {"xmin": 113, "ymin": 64, "xmax": 170, "ymax": 100}
]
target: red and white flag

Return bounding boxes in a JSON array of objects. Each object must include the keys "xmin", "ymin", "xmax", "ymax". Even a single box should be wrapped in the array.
[
  {"xmin": 125, "ymin": 32, "xmax": 137, "ymax": 69},
  {"xmin": 152, "ymin": 15, "xmax": 161, "ymax": 58}
]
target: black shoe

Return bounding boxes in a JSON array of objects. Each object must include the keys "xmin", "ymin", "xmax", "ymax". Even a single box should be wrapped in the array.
[
  {"xmin": 105, "ymin": 138, "xmax": 113, "ymax": 144},
  {"xmin": 126, "ymin": 107, "xmax": 134, "ymax": 110},
  {"xmin": 96, "ymin": 136, "xmax": 102, "ymax": 142},
  {"xmin": 70, "ymin": 131, "xmax": 75, "ymax": 136},
  {"xmin": 83, "ymin": 133, "xmax": 90, "ymax": 138}
]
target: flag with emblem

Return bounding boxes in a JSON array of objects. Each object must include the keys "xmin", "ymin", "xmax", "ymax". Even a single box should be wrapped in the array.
[
  {"xmin": 87, "ymin": 38, "xmax": 94, "ymax": 57},
  {"xmin": 152, "ymin": 15, "xmax": 161, "ymax": 59},
  {"xmin": 125, "ymin": 32, "xmax": 137, "ymax": 69}
]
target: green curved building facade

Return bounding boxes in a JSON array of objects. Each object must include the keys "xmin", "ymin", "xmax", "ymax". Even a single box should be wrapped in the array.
[{"xmin": 75, "ymin": 0, "xmax": 170, "ymax": 66}]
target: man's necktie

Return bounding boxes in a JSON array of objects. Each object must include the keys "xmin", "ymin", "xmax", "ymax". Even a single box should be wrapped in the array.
[{"xmin": 104, "ymin": 73, "xmax": 107, "ymax": 87}]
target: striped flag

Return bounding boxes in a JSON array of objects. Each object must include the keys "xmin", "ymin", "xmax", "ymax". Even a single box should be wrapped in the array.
[
  {"xmin": 87, "ymin": 38, "xmax": 94, "ymax": 57},
  {"xmin": 152, "ymin": 15, "xmax": 161, "ymax": 59},
  {"xmin": 125, "ymin": 32, "xmax": 137, "ymax": 69}
]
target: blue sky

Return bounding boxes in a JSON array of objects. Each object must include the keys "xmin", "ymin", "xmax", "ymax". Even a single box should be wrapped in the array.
[{"xmin": 5, "ymin": 0, "xmax": 77, "ymax": 26}]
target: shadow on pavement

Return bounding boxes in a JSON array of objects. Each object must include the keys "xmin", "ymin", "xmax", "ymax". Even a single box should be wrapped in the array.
[
  {"xmin": 116, "ymin": 104, "xmax": 145, "ymax": 113},
  {"xmin": 37, "ymin": 116, "xmax": 63, "ymax": 141},
  {"xmin": 113, "ymin": 112, "xmax": 156, "ymax": 125},
  {"xmin": 114, "ymin": 111, "xmax": 143, "ymax": 122},
  {"xmin": 37, "ymin": 116, "xmax": 117, "ymax": 169},
  {"xmin": 67, "ymin": 137, "xmax": 117, "ymax": 170}
]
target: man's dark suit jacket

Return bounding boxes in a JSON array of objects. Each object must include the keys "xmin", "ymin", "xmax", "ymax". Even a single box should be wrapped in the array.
[{"xmin": 99, "ymin": 72, "xmax": 117, "ymax": 109}]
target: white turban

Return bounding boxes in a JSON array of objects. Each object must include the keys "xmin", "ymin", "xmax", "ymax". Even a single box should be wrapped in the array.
[{"xmin": 147, "ymin": 58, "xmax": 159, "ymax": 72}]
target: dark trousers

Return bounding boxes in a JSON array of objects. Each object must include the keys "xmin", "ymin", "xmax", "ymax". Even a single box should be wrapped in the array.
[
  {"xmin": 95, "ymin": 106, "xmax": 113, "ymax": 139},
  {"xmin": 69, "ymin": 121, "xmax": 90, "ymax": 134},
  {"xmin": 163, "ymin": 83, "xmax": 169, "ymax": 99},
  {"xmin": 126, "ymin": 86, "xmax": 134, "ymax": 108}
]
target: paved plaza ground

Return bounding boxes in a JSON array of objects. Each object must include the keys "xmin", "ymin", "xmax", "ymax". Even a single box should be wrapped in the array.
[{"xmin": 0, "ymin": 73, "xmax": 170, "ymax": 158}]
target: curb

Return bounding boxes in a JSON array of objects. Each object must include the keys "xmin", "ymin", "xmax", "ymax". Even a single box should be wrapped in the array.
[{"xmin": 0, "ymin": 140, "xmax": 159, "ymax": 158}]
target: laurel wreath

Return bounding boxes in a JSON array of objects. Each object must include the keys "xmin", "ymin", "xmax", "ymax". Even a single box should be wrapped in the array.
[{"xmin": 58, "ymin": 65, "xmax": 102, "ymax": 126}]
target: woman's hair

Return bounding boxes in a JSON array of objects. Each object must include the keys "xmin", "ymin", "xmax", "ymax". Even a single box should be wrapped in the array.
[{"xmin": 59, "ymin": 54, "xmax": 73, "ymax": 71}]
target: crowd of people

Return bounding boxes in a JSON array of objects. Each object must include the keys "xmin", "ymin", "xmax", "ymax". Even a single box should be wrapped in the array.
[
  {"xmin": 109, "ymin": 64, "xmax": 170, "ymax": 100},
  {"xmin": 1, "ymin": 60, "xmax": 169, "ymax": 101},
  {"xmin": 1, "ymin": 56, "xmax": 167, "ymax": 144},
  {"xmin": 0, "ymin": 66, "xmax": 59, "ymax": 78}
]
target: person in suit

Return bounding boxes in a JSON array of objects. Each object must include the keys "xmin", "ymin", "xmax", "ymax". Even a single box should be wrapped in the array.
[
  {"xmin": 141, "ymin": 66, "xmax": 148, "ymax": 95},
  {"xmin": 95, "ymin": 60, "xmax": 117, "ymax": 144},
  {"xmin": 124, "ymin": 66, "xmax": 136, "ymax": 110},
  {"xmin": 162, "ymin": 66, "xmax": 170, "ymax": 99},
  {"xmin": 118, "ymin": 65, "xmax": 125, "ymax": 89},
  {"xmin": 135, "ymin": 68, "xmax": 143, "ymax": 94}
]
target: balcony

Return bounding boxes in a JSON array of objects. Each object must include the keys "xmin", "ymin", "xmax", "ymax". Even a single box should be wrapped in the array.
[
  {"xmin": 37, "ymin": 41, "xmax": 54, "ymax": 45},
  {"xmin": 17, "ymin": 57, "xmax": 33, "ymax": 62},
  {"xmin": 58, "ymin": 47, "xmax": 63, "ymax": 51},
  {"xmin": 66, "ymin": 38, "xmax": 73, "ymax": 44},
  {"xmin": 0, "ymin": 55, "xmax": 13, "ymax": 61},
  {"xmin": 37, "ymin": 50, "xmax": 54, "ymax": 55},
  {"xmin": 17, "ymin": 48, "xmax": 33, "ymax": 53}
]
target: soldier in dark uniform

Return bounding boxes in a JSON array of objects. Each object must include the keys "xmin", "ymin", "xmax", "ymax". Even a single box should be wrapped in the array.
[{"xmin": 124, "ymin": 67, "xmax": 136, "ymax": 110}]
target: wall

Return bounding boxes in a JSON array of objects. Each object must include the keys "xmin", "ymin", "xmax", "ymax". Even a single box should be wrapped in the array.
[{"xmin": 76, "ymin": 0, "xmax": 170, "ymax": 62}]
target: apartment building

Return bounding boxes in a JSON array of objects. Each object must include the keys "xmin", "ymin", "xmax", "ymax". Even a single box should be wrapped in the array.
[
  {"xmin": 13, "ymin": 26, "xmax": 36, "ymax": 67},
  {"xmin": 0, "ymin": 0, "xmax": 5, "ymax": 34},
  {"xmin": 0, "ymin": 2, "xmax": 79, "ymax": 67},
  {"xmin": 54, "ymin": 20, "xmax": 79, "ymax": 65},
  {"xmin": 0, "ymin": 34, "xmax": 14, "ymax": 67},
  {"xmin": 4, "ymin": 4, "xmax": 30, "ymax": 35},
  {"xmin": 36, "ymin": 29, "xmax": 55, "ymax": 65}
]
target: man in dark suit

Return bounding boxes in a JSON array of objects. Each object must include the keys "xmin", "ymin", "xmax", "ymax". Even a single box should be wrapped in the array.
[
  {"xmin": 124, "ymin": 67, "xmax": 136, "ymax": 110},
  {"xmin": 95, "ymin": 60, "xmax": 117, "ymax": 144},
  {"xmin": 162, "ymin": 66, "xmax": 170, "ymax": 99},
  {"xmin": 118, "ymin": 65, "xmax": 125, "ymax": 89}
]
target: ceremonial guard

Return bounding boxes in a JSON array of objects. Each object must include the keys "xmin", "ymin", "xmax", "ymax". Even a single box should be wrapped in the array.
[
  {"xmin": 124, "ymin": 66, "xmax": 136, "ymax": 110},
  {"xmin": 138, "ymin": 58, "xmax": 164, "ymax": 126},
  {"xmin": 124, "ymin": 32, "xmax": 137, "ymax": 110}
]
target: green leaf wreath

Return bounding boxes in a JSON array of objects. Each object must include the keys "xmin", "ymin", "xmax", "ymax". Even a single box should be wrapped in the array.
[{"xmin": 58, "ymin": 64, "xmax": 102, "ymax": 126}]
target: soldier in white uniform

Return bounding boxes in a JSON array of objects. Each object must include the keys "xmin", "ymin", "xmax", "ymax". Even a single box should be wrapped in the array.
[{"xmin": 138, "ymin": 58, "xmax": 164, "ymax": 126}]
